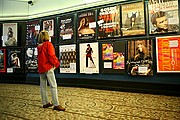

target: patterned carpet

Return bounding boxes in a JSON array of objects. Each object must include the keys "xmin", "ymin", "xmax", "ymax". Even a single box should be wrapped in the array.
[{"xmin": 0, "ymin": 83, "xmax": 179, "ymax": 120}]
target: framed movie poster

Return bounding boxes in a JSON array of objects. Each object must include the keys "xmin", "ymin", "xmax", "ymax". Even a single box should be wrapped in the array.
[
  {"xmin": 77, "ymin": 10, "xmax": 96, "ymax": 40},
  {"xmin": 2, "ymin": 23, "xmax": 18, "ymax": 46},
  {"xmin": 102, "ymin": 41, "xmax": 125, "ymax": 74},
  {"xmin": 26, "ymin": 20, "xmax": 40, "ymax": 45},
  {"xmin": 156, "ymin": 35, "xmax": 180, "ymax": 73},
  {"xmin": 59, "ymin": 44, "xmax": 76, "ymax": 73},
  {"xmin": 25, "ymin": 46, "xmax": 38, "ymax": 73},
  {"xmin": 59, "ymin": 14, "xmax": 74, "ymax": 42},
  {"xmin": 121, "ymin": 2, "xmax": 145, "ymax": 36},
  {"xmin": 148, "ymin": 0, "xmax": 179, "ymax": 34},
  {"xmin": 127, "ymin": 39, "xmax": 153, "ymax": 76},
  {"xmin": 0, "ymin": 48, "xmax": 6, "ymax": 73},
  {"xmin": 98, "ymin": 5, "xmax": 121, "ymax": 39},
  {"xmin": 7, "ymin": 47, "xmax": 24, "ymax": 73},
  {"xmin": 79, "ymin": 42, "xmax": 99, "ymax": 74}
]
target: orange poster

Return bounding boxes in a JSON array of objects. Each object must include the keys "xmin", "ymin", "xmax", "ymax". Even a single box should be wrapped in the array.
[{"xmin": 156, "ymin": 36, "xmax": 180, "ymax": 73}]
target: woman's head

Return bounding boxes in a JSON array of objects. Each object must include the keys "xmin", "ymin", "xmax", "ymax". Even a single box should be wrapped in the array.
[{"xmin": 38, "ymin": 30, "xmax": 50, "ymax": 43}]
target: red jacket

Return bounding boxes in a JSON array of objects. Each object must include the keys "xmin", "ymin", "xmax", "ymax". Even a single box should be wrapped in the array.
[{"xmin": 37, "ymin": 41, "xmax": 60, "ymax": 73}]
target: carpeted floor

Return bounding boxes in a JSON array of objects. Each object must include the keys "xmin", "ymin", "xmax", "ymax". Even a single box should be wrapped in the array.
[{"xmin": 0, "ymin": 83, "xmax": 179, "ymax": 120}]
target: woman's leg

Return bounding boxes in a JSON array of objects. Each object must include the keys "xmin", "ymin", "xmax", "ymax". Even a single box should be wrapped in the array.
[{"xmin": 40, "ymin": 73, "xmax": 49, "ymax": 105}]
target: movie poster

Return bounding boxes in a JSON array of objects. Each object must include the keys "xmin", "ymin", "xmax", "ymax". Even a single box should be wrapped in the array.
[
  {"xmin": 121, "ymin": 2, "xmax": 145, "ymax": 36},
  {"xmin": 77, "ymin": 10, "xmax": 96, "ymax": 40},
  {"xmin": 59, "ymin": 14, "xmax": 74, "ymax": 42},
  {"xmin": 7, "ymin": 48, "xmax": 24, "ymax": 73},
  {"xmin": 0, "ymin": 48, "xmax": 6, "ymax": 73},
  {"xmin": 25, "ymin": 46, "xmax": 38, "ymax": 73},
  {"xmin": 156, "ymin": 36, "xmax": 180, "ymax": 73},
  {"xmin": 98, "ymin": 5, "xmax": 121, "ymax": 39},
  {"xmin": 59, "ymin": 44, "xmax": 76, "ymax": 73},
  {"xmin": 79, "ymin": 42, "xmax": 99, "ymax": 74},
  {"xmin": 102, "ymin": 41, "xmax": 125, "ymax": 74},
  {"xmin": 2, "ymin": 23, "xmax": 18, "ymax": 46},
  {"xmin": 43, "ymin": 19, "xmax": 54, "ymax": 37},
  {"xmin": 26, "ymin": 20, "xmax": 40, "ymax": 45},
  {"xmin": 127, "ymin": 39, "xmax": 153, "ymax": 76},
  {"xmin": 148, "ymin": 0, "xmax": 179, "ymax": 34}
]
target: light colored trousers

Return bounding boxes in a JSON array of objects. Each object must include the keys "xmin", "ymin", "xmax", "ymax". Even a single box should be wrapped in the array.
[{"xmin": 40, "ymin": 68, "xmax": 59, "ymax": 106}]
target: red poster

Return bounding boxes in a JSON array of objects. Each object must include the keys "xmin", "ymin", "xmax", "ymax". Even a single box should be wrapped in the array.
[
  {"xmin": 0, "ymin": 48, "xmax": 6, "ymax": 73},
  {"xmin": 156, "ymin": 36, "xmax": 180, "ymax": 73}
]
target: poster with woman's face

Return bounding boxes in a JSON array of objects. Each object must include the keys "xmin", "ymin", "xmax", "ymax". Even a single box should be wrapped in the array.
[
  {"xmin": 2, "ymin": 23, "xmax": 18, "ymax": 46},
  {"xmin": 98, "ymin": 5, "xmax": 121, "ymax": 39},
  {"xmin": 43, "ymin": 19, "xmax": 54, "ymax": 37},
  {"xmin": 121, "ymin": 2, "xmax": 145, "ymax": 36},
  {"xmin": 59, "ymin": 14, "xmax": 74, "ymax": 42},
  {"xmin": 127, "ymin": 39, "xmax": 153, "ymax": 76},
  {"xmin": 79, "ymin": 42, "xmax": 99, "ymax": 74},
  {"xmin": 77, "ymin": 10, "xmax": 96, "ymax": 40},
  {"xmin": 148, "ymin": 0, "xmax": 179, "ymax": 34},
  {"xmin": 0, "ymin": 48, "xmax": 6, "ymax": 73}
]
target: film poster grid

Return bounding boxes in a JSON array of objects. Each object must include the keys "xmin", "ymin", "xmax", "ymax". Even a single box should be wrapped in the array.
[
  {"xmin": 79, "ymin": 42, "xmax": 99, "ymax": 74},
  {"xmin": 156, "ymin": 35, "xmax": 180, "ymax": 73},
  {"xmin": 102, "ymin": 41, "xmax": 125, "ymax": 74},
  {"xmin": 121, "ymin": 2, "xmax": 145, "ymax": 36},
  {"xmin": 59, "ymin": 44, "xmax": 76, "ymax": 73},
  {"xmin": 2, "ymin": 23, "xmax": 18, "ymax": 46},
  {"xmin": 26, "ymin": 20, "xmax": 40, "ymax": 45},
  {"xmin": 127, "ymin": 39, "xmax": 153, "ymax": 76},
  {"xmin": 59, "ymin": 14, "xmax": 74, "ymax": 42},
  {"xmin": 0, "ymin": 48, "xmax": 6, "ymax": 73},
  {"xmin": 98, "ymin": 5, "xmax": 121, "ymax": 39},
  {"xmin": 77, "ymin": 10, "xmax": 96, "ymax": 40},
  {"xmin": 148, "ymin": 0, "xmax": 179, "ymax": 34}
]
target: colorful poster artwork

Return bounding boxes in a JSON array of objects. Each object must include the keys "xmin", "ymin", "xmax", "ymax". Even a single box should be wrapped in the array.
[
  {"xmin": 0, "ymin": 48, "xmax": 6, "ymax": 73},
  {"xmin": 59, "ymin": 15, "xmax": 74, "ymax": 41},
  {"xmin": 113, "ymin": 52, "xmax": 124, "ymax": 69},
  {"xmin": 98, "ymin": 5, "xmax": 121, "ymax": 39},
  {"xmin": 102, "ymin": 44, "xmax": 113, "ymax": 60},
  {"xmin": 148, "ymin": 0, "xmax": 179, "ymax": 34},
  {"xmin": 26, "ymin": 20, "xmax": 40, "ymax": 45},
  {"xmin": 156, "ymin": 36, "xmax": 180, "ymax": 73},
  {"xmin": 25, "ymin": 47, "xmax": 38, "ymax": 73},
  {"xmin": 121, "ymin": 2, "xmax": 145, "ymax": 36},
  {"xmin": 77, "ymin": 10, "xmax": 96, "ymax": 40},
  {"xmin": 2, "ymin": 23, "xmax": 18, "ymax": 46},
  {"xmin": 127, "ymin": 40, "xmax": 153, "ymax": 76},
  {"xmin": 79, "ymin": 42, "xmax": 99, "ymax": 74},
  {"xmin": 59, "ymin": 44, "xmax": 76, "ymax": 73},
  {"xmin": 43, "ymin": 19, "xmax": 54, "ymax": 37}
]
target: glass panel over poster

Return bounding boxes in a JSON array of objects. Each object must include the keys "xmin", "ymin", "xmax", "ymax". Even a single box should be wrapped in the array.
[
  {"xmin": 26, "ymin": 20, "xmax": 40, "ymax": 45},
  {"xmin": 148, "ymin": 0, "xmax": 179, "ymax": 34},
  {"xmin": 102, "ymin": 41, "xmax": 125, "ymax": 74},
  {"xmin": 2, "ymin": 23, "xmax": 18, "ymax": 46},
  {"xmin": 156, "ymin": 35, "xmax": 180, "ymax": 73},
  {"xmin": 79, "ymin": 42, "xmax": 99, "ymax": 74},
  {"xmin": 121, "ymin": 2, "xmax": 145, "ymax": 36},
  {"xmin": 0, "ymin": 48, "xmax": 6, "ymax": 73},
  {"xmin": 127, "ymin": 39, "xmax": 153, "ymax": 76},
  {"xmin": 77, "ymin": 10, "xmax": 96, "ymax": 40},
  {"xmin": 25, "ymin": 46, "xmax": 38, "ymax": 73},
  {"xmin": 59, "ymin": 44, "xmax": 76, "ymax": 73},
  {"xmin": 59, "ymin": 14, "xmax": 74, "ymax": 42},
  {"xmin": 98, "ymin": 5, "xmax": 121, "ymax": 39}
]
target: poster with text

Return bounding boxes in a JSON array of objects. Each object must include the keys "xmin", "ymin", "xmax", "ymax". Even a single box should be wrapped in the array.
[
  {"xmin": 0, "ymin": 48, "xmax": 6, "ymax": 73},
  {"xmin": 156, "ymin": 36, "xmax": 180, "ymax": 73},
  {"xmin": 59, "ymin": 44, "xmax": 76, "ymax": 73},
  {"xmin": 7, "ymin": 48, "xmax": 24, "ymax": 73},
  {"xmin": 102, "ymin": 41, "xmax": 125, "ymax": 74},
  {"xmin": 148, "ymin": 0, "xmax": 179, "ymax": 34},
  {"xmin": 127, "ymin": 39, "xmax": 153, "ymax": 76},
  {"xmin": 98, "ymin": 5, "xmax": 121, "ymax": 39},
  {"xmin": 121, "ymin": 2, "xmax": 145, "ymax": 36},
  {"xmin": 59, "ymin": 14, "xmax": 74, "ymax": 42},
  {"xmin": 25, "ymin": 46, "xmax": 38, "ymax": 73},
  {"xmin": 26, "ymin": 20, "xmax": 40, "ymax": 45},
  {"xmin": 2, "ymin": 23, "xmax": 18, "ymax": 46},
  {"xmin": 79, "ymin": 42, "xmax": 99, "ymax": 74},
  {"xmin": 77, "ymin": 10, "xmax": 96, "ymax": 40}
]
